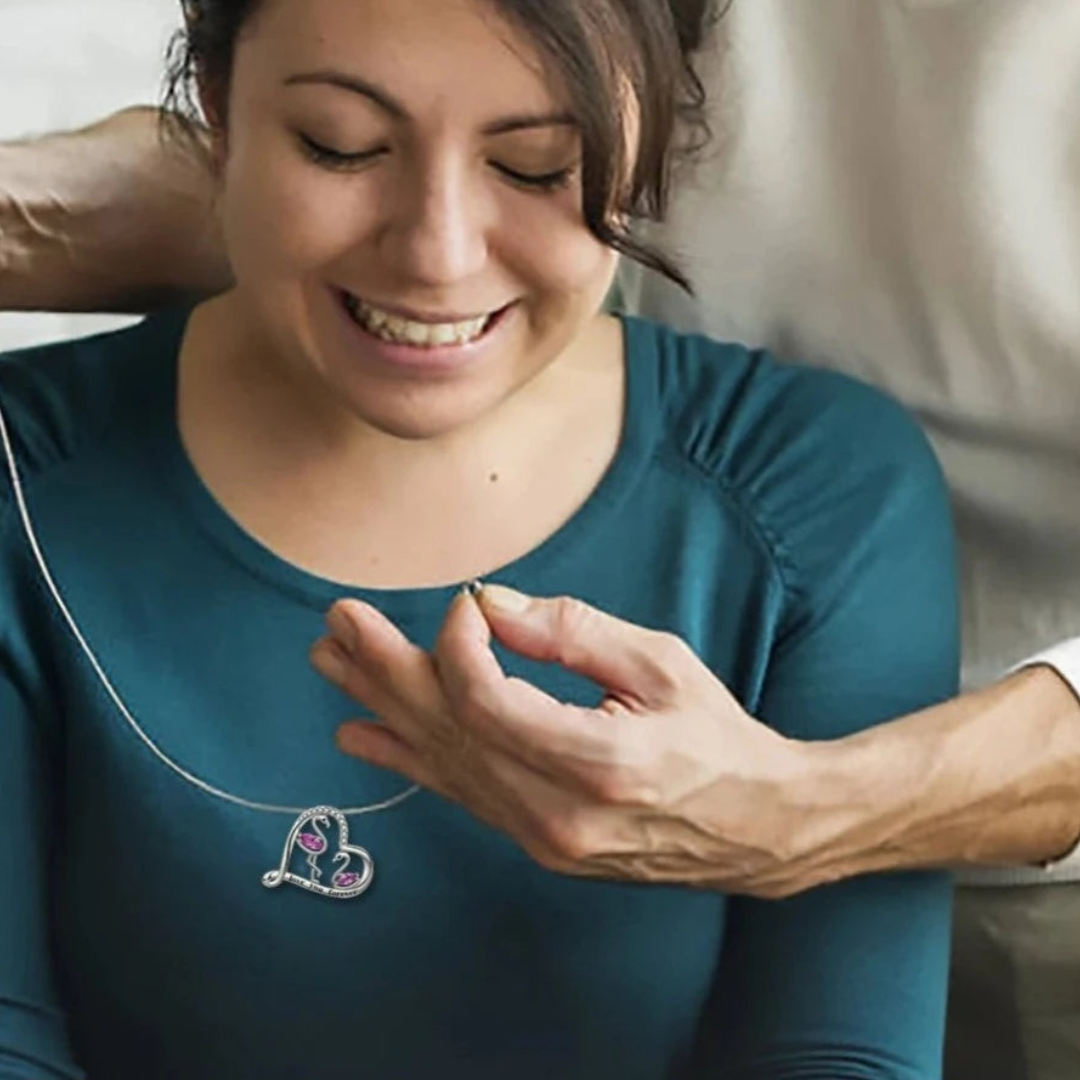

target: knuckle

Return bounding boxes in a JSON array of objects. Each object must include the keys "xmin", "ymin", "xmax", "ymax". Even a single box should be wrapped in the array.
[
  {"xmin": 549, "ymin": 597, "xmax": 597, "ymax": 664},
  {"xmin": 532, "ymin": 811, "xmax": 597, "ymax": 865},
  {"xmin": 650, "ymin": 631, "xmax": 694, "ymax": 671},
  {"xmin": 431, "ymin": 715, "xmax": 469, "ymax": 756},
  {"xmin": 524, "ymin": 839, "xmax": 569, "ymax": 874},
  {"xmin": 350, "ymin": 636, "xmax": 394, "ymax": 684},
  {"xmin": 454, "ymin": 680, "xmax": 498, "ymax": 728},
  {"xmin": 579, "ymin": 727, "xmax": 662, "ymax": 807},
  {"xmin": 553, "ymin": 595, "xmax": 593, "ymax": 632},
  {"xmin": 533, "ymin": 849, "xmax": 572, "ymax": 876},
  {"xmin": 516, "ymin": 813, "xmax": 565, "ymax": 869},
  {"xmin": 582, "ymin": 764, "xmax": 657, "ymax": 809},
  {"xmin": 364, "ymin": 654, "xmax": 396, "ymax": 689},
  {"xmin": 335, "ymin": 661, "xmax": 375, "ymax": 703},
  {"xmin": 641, "ymin": 632, "xmax": 694, "ymax": 695}
]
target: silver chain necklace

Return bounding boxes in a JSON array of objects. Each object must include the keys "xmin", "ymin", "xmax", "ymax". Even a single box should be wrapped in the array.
[{"xmin": 0, "ymin": 396, "xmax": 420, "ymax": 901}]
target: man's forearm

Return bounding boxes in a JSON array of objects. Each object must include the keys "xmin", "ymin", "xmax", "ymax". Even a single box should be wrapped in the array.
[
  {"xmin": 0, "ymin": 107, "xmax": 230, "ymax": 313},
  {"xmin": 793, "ymin": 666, "xmax": 1080, "ymax": 885}
]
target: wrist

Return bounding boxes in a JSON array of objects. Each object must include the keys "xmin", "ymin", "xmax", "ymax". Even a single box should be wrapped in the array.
[
  {"xmin": 772, "ymin": 733, "xmax": 908, "ymax": 888},
  {"xmin": 696, "ymin": 730, "xmax": 885, "ymax": 896}
]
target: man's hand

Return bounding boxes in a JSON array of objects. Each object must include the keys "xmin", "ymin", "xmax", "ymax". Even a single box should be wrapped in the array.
[
  {"xmin": 312, "ymin": 586, "xmax": 1080, "ymax": 896},
  {"xmin": 311, "ymin": 585, "xmax": 823, "ymax": 898}
]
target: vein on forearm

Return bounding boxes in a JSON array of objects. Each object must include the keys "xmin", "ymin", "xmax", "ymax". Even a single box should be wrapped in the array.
[
  {"xmin": 0, "ymin": 108, "xmax": 229, "ymax": 313},
  {"xmin": 797, "ymin": 666, "xmax": 1080, "ymax": 880}
]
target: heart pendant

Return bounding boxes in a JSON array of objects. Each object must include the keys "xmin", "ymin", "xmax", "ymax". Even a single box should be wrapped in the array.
[{"xmin": 262, "ymin": 806, "xmax": 375, "ymax": 900}]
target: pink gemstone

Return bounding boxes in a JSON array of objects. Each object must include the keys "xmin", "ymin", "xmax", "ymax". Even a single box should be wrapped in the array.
[
  {"xmin": 299, "ymin": 833, "xmax": 327, "ymax": 853},
  {"xmin": 335, "ymin": 873, "xmax": 360, "ymax": 888}
]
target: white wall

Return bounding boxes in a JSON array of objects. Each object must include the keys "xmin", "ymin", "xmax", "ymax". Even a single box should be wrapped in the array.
[{"xmin": 0, "ymin": 0, "xmax": 182, "ymax": 351}]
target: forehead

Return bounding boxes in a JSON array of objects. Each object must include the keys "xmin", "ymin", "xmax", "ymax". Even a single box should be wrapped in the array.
[{"xmin": 239, "ymin": 0, "xmax": 568, "ymax": 115}]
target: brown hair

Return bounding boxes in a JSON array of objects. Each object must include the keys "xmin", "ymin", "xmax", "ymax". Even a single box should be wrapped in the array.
[{"xmin": 164, "ymin": 0, "xmax": 720, "ymax": 291}]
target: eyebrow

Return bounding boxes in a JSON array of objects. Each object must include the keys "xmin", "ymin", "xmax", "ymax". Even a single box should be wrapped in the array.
[{"xmin": 284, "ymin": 70, "xmax": 578, "ymax": 136}]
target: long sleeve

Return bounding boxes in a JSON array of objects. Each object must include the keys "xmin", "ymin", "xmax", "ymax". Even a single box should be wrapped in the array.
[
  {"xmin": 0, "ymin": 668, "xmax": 83, "ymax": 1080},
  {"xmin": 1013, "ymin": 636, "xmax": 1080, "ymax": 872},
  {"xmin": 1019, "ymin": 637, "xmax": 1080, "ymax": 703},
  {"xmin": 692, "ymin": 374, "xmax": 959, "ymax": 1078}
]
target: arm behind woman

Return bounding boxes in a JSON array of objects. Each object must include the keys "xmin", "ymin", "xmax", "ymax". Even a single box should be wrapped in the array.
[{"xmin": 0, "ymin": 107, "xmax": 228, "ymax": 313}]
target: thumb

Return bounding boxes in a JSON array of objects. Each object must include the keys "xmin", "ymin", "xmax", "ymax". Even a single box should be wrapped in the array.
[{"xmin": 475, "ymin": 584, "xmax": 686, "ymax": 706}]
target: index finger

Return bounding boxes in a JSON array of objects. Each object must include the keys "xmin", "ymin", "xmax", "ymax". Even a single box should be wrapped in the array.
[{"xmin": 433, "ymin": 590, "xmax": 630, "ymax": 774}]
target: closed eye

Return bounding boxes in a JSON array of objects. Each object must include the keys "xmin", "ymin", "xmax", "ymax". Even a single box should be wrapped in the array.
[
  {"xmin": 492, "ymin": 163, "xmax": 576, "ymax": 192},
  {"xmin": 297, "ymin": 133, "xmax": 385, "ymax": 170}
]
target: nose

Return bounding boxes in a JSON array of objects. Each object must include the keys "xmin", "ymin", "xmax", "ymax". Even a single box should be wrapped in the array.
[{"xmin": 380, "ymin": 156, "xmax": 489, "ymax": 287}]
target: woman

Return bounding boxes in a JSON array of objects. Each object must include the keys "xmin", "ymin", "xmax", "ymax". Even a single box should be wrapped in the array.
[{"xmin": 0, "ymin": 0, "xmax": 957, "ymax": 1077}]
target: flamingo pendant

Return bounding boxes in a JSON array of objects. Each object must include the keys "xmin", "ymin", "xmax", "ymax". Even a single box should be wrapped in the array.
[{"xmin": 262, "ymin": 806, "xmax": 375, "ymax": 900}]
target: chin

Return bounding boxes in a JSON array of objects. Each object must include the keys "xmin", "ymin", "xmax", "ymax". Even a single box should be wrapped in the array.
[{"xmin": 344, "ymin": 389, "xmax": 503, "ymax": 443}]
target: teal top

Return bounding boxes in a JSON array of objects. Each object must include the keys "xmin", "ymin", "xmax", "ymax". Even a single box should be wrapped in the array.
[{"xmin": 0, "ymin": 310, "xmax": 957, "ymax": 1080}]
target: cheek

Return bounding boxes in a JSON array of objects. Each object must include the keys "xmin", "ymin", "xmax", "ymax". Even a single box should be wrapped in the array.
[
  {"xmin": 219, "ymin": 141, "xmax": 374, "ymax": 282},
  {"xmin": 531, "ymin": 238, "xmax": 618, "ymax": 318},
  {"xmin": 501, "ymin": 199, "xmax": 619, "ymax": 307}
]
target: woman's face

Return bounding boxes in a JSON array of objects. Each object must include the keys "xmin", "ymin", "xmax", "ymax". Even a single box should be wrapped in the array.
[{"xmin": 213, "ymin": 0, "xmax": 621, "ymax": 440}]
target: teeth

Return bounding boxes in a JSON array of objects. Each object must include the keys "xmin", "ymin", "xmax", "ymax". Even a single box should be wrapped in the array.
[{"xmin": 344, "ymin": 293, "xmax": 491, "ymax": 347}]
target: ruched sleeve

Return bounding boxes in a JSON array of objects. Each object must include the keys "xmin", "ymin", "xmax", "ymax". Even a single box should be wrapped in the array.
[{"xmin": 693, "ymin": 370, "xmax": 959, "ymax": 1079}]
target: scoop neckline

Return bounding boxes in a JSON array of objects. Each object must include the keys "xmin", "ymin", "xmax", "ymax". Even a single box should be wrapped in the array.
[{"xmin": 148, "ymin": 308, "xmax": 661, "ymax": 617}]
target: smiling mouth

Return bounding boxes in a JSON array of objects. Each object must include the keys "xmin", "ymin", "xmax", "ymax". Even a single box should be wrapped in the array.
[{"xmin": 341, "ymin": 291, "xmax": 502, "ymax": 348}]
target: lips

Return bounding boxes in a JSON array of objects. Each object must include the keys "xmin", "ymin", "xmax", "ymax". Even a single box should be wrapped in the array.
[{"xmin": 341, "ymin": 291, "xmax": 497, "ymax": 348}]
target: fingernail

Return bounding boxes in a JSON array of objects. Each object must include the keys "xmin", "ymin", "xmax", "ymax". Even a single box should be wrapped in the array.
[{"xmin": 478, "ymin": 584, "xmax": 532, "ymax": 614}]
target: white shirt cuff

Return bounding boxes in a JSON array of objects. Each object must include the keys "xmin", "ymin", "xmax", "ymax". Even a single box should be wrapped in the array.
[
  {"xmin": 1014, "ymin": 636, "xmax": 1080, "ymax": 872},
  {"xmin": 1018, "ymin": 637, "xmax": 1080, "ymax": 700}
]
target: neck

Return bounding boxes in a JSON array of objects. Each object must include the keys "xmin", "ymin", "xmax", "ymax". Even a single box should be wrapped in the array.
[{"xmin": 176, "ymin": 294, "xmax": 625, "ymax": 588}]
